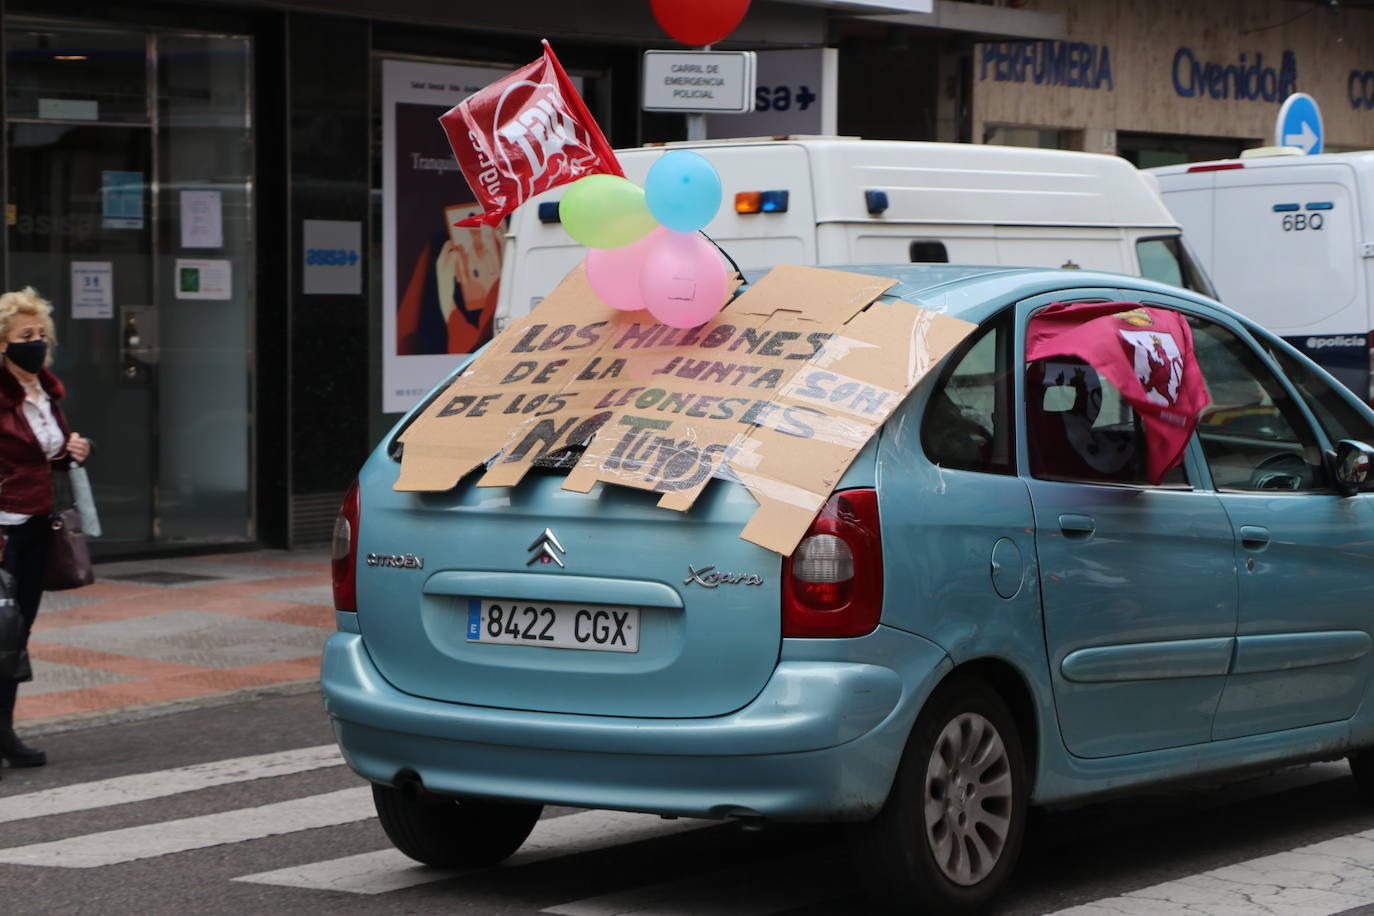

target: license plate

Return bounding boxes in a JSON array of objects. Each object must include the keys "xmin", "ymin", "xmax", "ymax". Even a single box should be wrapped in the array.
[{"xmin": 466, "ymin": 599, "xmax": 640, "ymax": 653}]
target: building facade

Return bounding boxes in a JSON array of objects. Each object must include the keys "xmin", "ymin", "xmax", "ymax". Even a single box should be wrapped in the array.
[
  {"xmin": 966, "ymin": 0, "xmax": 1374, "ymax": 163},
  {"xmin": 0, "ymin": 0, "xmax": 1364, "ymax": 555}
]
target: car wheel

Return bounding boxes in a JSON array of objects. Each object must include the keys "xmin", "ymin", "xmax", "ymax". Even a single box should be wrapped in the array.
[
  {"xmin": 372, "ymin": 783, "xmax": 543, "ymax": 868},
  {"xmin": 848, "ymin": 674, "xmax": 1028, "ymax": 915},
  {"xmin": 1349, "ymin": 750, "xmax": 1374, "ymax": 804}
]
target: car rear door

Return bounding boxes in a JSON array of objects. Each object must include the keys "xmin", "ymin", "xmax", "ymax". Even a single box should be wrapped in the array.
[
  {"xmin": 1018, "ymin": 289, "xmax": 1239, "ymax": 759},
  {"xmin": 353, "ymin": 462, "xmax": 792, "ymax": 719}
]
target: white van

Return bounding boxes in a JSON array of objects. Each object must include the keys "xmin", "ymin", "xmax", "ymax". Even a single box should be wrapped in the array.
[
  {"xmin": 495, "ymin": 136, "xmax": 1212, "ymax": 330},
  {"xmin": 1150, "ymin": 150, "xmax": 1374, "ymax": 403}
]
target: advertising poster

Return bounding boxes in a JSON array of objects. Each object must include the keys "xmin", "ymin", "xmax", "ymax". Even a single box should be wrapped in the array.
[
  {"xmin": 382, "ymin": 59, "xmax": 514, "ymax": 413},
  {"xmin": 174, "ymin": 258, "xmax": 232, "ymax": 300}
]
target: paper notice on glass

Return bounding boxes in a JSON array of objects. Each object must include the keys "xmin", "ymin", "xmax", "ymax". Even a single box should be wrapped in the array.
[
  {"xmin": 180, "ymin": 190, "xmax": 223, "ymax": 248},
  {"xmin": 101, "ymin": 171, "xmax": 144, "ymax": 230},
  {"xmin": 70, "ymin": 262, "xmax": 114, "ymax": 319},
  {"xmin": 174, "ymin": 259, "xmax": 232, "ymax": 300}
]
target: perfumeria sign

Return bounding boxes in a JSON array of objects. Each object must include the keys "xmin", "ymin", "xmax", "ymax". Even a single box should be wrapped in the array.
[
  {"xmin": 1172, "ymin": 49, "xmax": 1297, "ymax": 101},
  {"xmin": 979, "ymin": 41, "xmax": 1114, "ymax": 90}
]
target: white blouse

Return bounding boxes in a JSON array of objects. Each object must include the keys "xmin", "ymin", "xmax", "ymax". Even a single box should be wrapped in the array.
[{"xmin": 0, "ymin": 388, "xmax": 65, "ymax": 526}]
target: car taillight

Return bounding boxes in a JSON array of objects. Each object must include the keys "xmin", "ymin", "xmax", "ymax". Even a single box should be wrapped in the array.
[
  {"xmin": 782, "ymin": 488, "xmax": 882, "ymax": 637},
  {"xmin": 331, "ymin": 479, "xmax": 360, "ymax": 612}
]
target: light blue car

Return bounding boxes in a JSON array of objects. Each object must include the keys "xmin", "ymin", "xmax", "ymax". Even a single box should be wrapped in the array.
[{"xmin": 323, "ymin": 265, "xmax": 1374, "ymax": 914}]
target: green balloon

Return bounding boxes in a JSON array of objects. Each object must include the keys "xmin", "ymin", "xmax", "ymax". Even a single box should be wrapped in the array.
[{"xmin": 558, "ymin": 175, "xmax": 658, "ymax": 249}]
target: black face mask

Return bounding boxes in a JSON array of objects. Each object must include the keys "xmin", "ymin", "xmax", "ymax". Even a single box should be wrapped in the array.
[{"xmin": 5, "ymin": 340, "xmax": 46, "ymax": 374}]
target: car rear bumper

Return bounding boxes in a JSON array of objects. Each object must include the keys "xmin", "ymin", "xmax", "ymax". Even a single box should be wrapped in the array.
[{"xmin": 321, "ymin": 627, "xmax": 950, "ymax": 821}]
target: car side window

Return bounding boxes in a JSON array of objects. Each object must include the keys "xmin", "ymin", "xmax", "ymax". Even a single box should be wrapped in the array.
[
  {"xmin": 922, "ymin": 312, "xmax": 1013, "ymax": 474},
  {"xmin": 1189, "ymin": 317, "xmax": 1330, "ymax": 491},
  {"xmin": 1263, "ymin": 342, "xmax": 1374, "ymax": 449},
  {"xmin": 1025, "ymin": 355, "xmax": 1187, "ymax": 486}
]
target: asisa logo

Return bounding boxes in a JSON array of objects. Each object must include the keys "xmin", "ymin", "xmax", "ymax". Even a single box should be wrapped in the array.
[{"xmin": 490, "ymin": 82, "xmax": 598, "ymax": 201}]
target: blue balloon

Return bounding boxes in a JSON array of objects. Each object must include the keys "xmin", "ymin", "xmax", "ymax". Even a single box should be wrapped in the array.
[{"xmin": 645, "ymin": 150, "xmax": 722, "ymax": 233}]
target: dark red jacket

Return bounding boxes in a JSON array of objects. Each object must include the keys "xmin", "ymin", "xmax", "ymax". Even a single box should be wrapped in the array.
[{"xmin": 0, "ymin": 367, "xmax": 72, "ymax": 516}]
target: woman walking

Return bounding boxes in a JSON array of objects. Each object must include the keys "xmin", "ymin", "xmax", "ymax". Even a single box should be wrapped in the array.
[{"xmin": 0, "ymin": 287, "xmax": 90, "ymax": 771}]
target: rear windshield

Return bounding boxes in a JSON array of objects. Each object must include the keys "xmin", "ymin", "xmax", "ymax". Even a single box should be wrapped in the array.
[{"xmin": 1136, "ymin": 235, "xmax": 1216, "ymax": 298}]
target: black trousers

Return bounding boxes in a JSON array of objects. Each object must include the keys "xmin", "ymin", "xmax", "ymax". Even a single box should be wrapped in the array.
[{"xmin": 0, "ymin": 514, "xmax": 49, "ymax": 722}]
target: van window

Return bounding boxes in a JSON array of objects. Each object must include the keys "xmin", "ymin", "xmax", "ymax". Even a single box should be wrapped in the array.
[
  {"xmin": 1136, "ymin": 236, "xmax": 1213, "ymax": 297},
  {"xmin": 909, "ymin": 240, "xmax": 949, "ymax": 263},
  {"xmin": 1189, "ymin": 317, "xmax": 1329, "ymax": 491},
  {"xmin": 923, "ymin": 312, "xmax": 1012, "ymax": 474}
]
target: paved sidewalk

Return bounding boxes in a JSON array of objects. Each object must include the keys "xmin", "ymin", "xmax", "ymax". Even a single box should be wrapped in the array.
[{"xmin": 14, "ymin": 549, "xmax": 332, "ymax": 727}]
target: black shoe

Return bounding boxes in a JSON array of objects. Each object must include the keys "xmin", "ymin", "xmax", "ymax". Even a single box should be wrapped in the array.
[{"xmin": 0, "ymin": 727, "xmax": 46, "ymax": 767}]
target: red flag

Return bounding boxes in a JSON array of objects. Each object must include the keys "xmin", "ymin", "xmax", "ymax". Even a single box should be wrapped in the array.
[
  {"xmin": 1026, "ymin": 302, "xmax": 1210, "ymax": 484},
  {"xmin": 439, "ymin": 42, "xmax": 623, "ymax": 228}
]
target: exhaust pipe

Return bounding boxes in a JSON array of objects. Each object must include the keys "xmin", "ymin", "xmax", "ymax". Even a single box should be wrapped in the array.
[{"xmin": 392, "ymin": 768, "xmax": 425, "ymax": 803}]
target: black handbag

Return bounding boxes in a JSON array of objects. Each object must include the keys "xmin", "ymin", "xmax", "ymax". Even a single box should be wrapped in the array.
[
  {"xmin": 0, "ymin": 567, "xmax": 31, "ymax": 682},
  {"xmin": 45, "ymin": 471, "xmax": 94, "ymax": 591}
]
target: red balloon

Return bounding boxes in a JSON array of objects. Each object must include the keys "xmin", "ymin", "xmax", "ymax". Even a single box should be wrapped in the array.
[{"xmin": 650, "ymin": 0, "xmax": 751, "ymax": 47}]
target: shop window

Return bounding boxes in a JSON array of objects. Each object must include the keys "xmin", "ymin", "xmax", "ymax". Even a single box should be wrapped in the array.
[
  {"xmin": 983, "ymin": 126, "xmax": 1063, "ymax": 150},
  {"xmin": 6, "ymin": 28, "xmax": 148, "ymax": 123}
]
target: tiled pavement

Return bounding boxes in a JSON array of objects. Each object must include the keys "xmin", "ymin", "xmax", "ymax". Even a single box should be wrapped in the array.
[{"xmin": 14, "ymin": 549, "xmax": 332, "ymax": 726}]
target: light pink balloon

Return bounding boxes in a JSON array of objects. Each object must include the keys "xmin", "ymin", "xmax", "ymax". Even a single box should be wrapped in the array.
[
  {"xmin": 585, "ymin": 227, "xmax": 668, "ymax": 311},
  {"xmin": 639, "ymin": 231, "xmax": 730, "ymax": 329}
]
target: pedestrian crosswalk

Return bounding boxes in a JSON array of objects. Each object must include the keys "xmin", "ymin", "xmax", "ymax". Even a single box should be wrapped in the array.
[
  {"xmin": 1, "ymin": 745, "xmax": 1373, "ymax": 916},
  {"xmin": 0, "ymin": 744, "xmax": 343, "ymax": 824},
  {"xmin": 0, "ymin": 787, "xmax": 374, "ymax": 868}
]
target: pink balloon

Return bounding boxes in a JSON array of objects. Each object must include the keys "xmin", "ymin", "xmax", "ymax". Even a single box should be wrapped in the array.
[
  {"xmin": 586, "ymin": 227, "xmax": 668, "ymax": 311},
  {"xmin": 639, "ymin": 231, "xmax": 730, "ymax": 329}
]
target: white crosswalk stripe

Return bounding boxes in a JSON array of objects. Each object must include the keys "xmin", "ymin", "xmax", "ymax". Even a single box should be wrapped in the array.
[
  {"xmin": 0, "ymin": 786, "xmax": 374, "ymax": 867},
  {"xmin": 1041, "ymin": 829, "xmax": 1374, "ymax": 916},
  {"xmin": 0, "ymin": 744, "xmax": 342, "ymax": 824},
  {"xmin": 234, "ymin": 810, "xmax": 715, "ymax": 894}
]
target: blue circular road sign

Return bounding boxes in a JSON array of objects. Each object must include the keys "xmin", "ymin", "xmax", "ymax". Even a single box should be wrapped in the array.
[{"xmin": 1276, "ymin": 93, "xmax": 1323, "ymax": 155}]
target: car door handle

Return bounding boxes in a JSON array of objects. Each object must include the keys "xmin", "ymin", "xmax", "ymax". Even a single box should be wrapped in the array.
[
  {"xmin": 1239, "ymin": 525, "xmax": 1271, "ymax": 550},
  {"xmin": 1058, "ymin": 514, "xmax": 1095, "ymax": 539}
]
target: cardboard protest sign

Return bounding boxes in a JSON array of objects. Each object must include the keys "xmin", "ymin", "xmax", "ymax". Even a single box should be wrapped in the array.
[{"xmin": 395, "ymin": 263, "xmax": 977, "ymax": 555}]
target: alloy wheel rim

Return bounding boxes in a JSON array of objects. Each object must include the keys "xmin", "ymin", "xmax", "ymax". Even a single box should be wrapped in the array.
[{"xmin": 923, "ymin": 711, "xmax": 1014, "ymax": 886}]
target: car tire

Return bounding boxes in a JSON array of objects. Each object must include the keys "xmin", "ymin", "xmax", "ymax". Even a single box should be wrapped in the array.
[
  {"xmin": 1349, "ymin": 750, "xmax": 1374, "ymax": 804},
  {"xmin": 372, "ymin": 783, "xmax": 543, "ymax": 868},
  {"xmin": 847, "ymin": 674, "xmax": 1029, "ymax": 915}
]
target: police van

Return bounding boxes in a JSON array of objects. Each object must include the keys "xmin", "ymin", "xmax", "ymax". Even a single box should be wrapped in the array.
[
  {"xmin": 495, "ymin": 136, "xmax": 1213, "ymax": 331},
  {"xmin": 1150, "ymin": 150, "xmax": 1374, "ymax": 403}
]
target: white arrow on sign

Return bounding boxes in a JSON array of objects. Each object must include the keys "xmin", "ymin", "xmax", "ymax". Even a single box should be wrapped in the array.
[{"xmin": 1284, "ymin": 121, "xmax": 1318, "ymax": 153}]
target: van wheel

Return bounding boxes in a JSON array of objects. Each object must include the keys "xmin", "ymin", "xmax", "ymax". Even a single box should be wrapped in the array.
[
  {"xmin": 847, "ymin": 675, "xmax": 1028, "ymax": 915},
  {"xmin": 1349, "ymin": 749, "xmax": 1374, "ymax": 804},
  {"xmin": 372, "ymin": 784, "xmax": 542, "ymax": 868}
]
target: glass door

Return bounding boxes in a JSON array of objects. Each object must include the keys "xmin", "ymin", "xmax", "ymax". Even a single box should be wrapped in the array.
[{"xmin": 5, "ymin": 22, "xmax": 254, "ymax": 553}]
